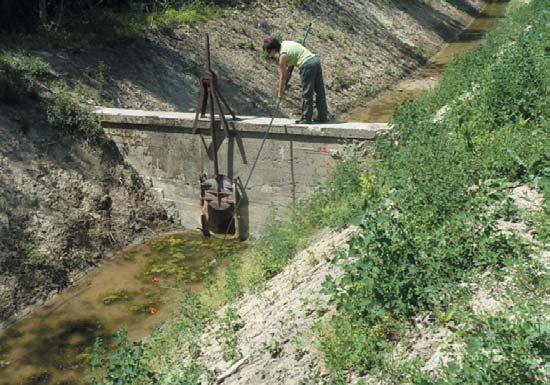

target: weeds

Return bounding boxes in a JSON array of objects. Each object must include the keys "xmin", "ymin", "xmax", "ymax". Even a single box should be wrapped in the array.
[
  {"xmin": 2, "ymin": 4, "xmax": 228, "ymax": 49},
  {"xmin": 22, "ymin": 241, "xmax": 47, "ymax": 266},
  {"xmin": 432, "ymin": 311, "xmax": 547, "ymax": 384},
  {"xmin": 95, "ymin": 61, "xmax": 110, "ymax": 96},
  {"xmin": 263, "ymin": 339, "xmax": 282, "ymax": 359},
  {"xmin": 0, "ymin": 51, "xmax": 105, "ymax": 143},
  {"xmin": 0, "ymin": 52, "xmax": 50, "ymax": 103},
  {"xmin": 85, "ymin": 330, "xmax": 155, "ymax": 385},
  {"xmin": 47, "ymin": 86, "xmax": 104, "ymax": 142},
  {"xmin": 319, "ymin": 0, "xmax": 548, "ymax": 382},
  {"xmin": 216, "ymin": 306, "xmax": 244, "ymax": 363}
]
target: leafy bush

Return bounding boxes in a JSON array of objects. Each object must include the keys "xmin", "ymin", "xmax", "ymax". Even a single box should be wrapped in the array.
[
  {"xmin": 47, "ymin": 88, "xmax": 104, "ymax": 142},
  {"xmin": 321, "ymin": 0, "xmax": 548, "ymax": 379},
  {"xmin": 430, "ymin": 313, "xmax": 548, "ymax": 385},
  {"xmin": 216, "ymin": 306, "xmax": 244, "ymax": 362},
  {"xmin": 0, "ymin": 53, "xmax": 50, "ymax": 103},
  {"xmin": 86, "ymin": 330, "xmax": 155, "ymax": 385}
]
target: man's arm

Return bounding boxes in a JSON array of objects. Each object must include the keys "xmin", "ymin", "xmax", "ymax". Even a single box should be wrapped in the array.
[{"xmin": 278, "ymin": 54, "xmax": 288, "ymax": 100}]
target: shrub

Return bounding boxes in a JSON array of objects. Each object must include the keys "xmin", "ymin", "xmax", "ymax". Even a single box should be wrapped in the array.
[
  {"xmin": 47, "ymin": 88, "xmax": 104, "ymax": 142},
  {"xmin": 86, "ymin": 330, "xmax": 156, "ymax": 385},
  {"xmin": 321, "ymin": 0, "xmax": 548, "ymax": 379},
  {"xmin": 0, "ymin": 53, "xmax": 50, "ymax": 102}
]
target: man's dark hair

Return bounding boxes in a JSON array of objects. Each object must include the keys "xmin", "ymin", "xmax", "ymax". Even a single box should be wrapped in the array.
[{"xmin": 263, "ymin": 37, "xmax": 281, "ymax": 53}]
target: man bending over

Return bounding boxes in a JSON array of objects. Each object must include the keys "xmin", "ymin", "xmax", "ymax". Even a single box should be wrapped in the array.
[{"xmin": 263, "ymin": 37, "xmax": 329, "ymax": 124}]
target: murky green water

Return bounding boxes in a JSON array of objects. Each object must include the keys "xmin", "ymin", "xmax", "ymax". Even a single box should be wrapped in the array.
[
  {"xmin": 349, "ymin": 1, "xmax": 510, "ymax": 123},
  {"xmin": 0, "ymin": 232, "xmax": 243, "ymax": 385}
]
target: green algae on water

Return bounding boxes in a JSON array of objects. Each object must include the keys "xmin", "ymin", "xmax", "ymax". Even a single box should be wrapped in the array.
[
  {"xmin": 101, "ymin": 290, "xmax": 134, "ymax": 305},
  {"xmin": 140, "ymin": 233, "xmax": 243, "ymax": 285}
]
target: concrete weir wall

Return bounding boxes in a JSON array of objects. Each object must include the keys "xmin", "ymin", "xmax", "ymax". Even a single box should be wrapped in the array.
[{"xmin": 95, "ymin": 108, "xmax": 389, "ymax": 236}]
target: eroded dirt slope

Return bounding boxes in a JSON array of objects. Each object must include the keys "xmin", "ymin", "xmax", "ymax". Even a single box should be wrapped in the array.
[
  {"xmin": 0, "ymin": 102, "xmax": 168, "ymax": 328},
  {"xmin": 38, "ymin": 0, "xmax": 484, "ymax": 118}
]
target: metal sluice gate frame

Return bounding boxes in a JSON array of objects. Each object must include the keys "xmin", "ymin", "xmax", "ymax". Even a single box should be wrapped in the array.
[{"xmin": 192, "ymin": 33, "xmax": 241, "ymax": 239}]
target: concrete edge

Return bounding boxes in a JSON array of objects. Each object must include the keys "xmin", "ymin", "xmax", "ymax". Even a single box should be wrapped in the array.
[{"xmin": 93, "ymin": 107, "xmax": 391, "ymax": 140}]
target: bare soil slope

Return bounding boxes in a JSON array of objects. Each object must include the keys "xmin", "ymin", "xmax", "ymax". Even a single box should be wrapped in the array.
[
  {"xmin": 0, "ymin": 101, "xmax": 168, "ymax": 328},
  {"xmin": 38, "ymin": 0, "xmax": 484, "ymax": 118}
]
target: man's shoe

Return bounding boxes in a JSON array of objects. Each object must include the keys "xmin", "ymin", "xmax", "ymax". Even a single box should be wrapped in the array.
[{"xmin": 295, "ymin": 119, "xmax": 312, "ymax": 124}]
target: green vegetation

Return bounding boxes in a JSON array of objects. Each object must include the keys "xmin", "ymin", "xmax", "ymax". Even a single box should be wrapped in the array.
[
  {"xmin": 142, "ymin": 234, "xmax": 243, "ymax": 284},
  {"xmin": 84, "ymin": 1, "xmax": 547, "ymax": 383},
  {"xmin": 0, "ymin": 53, "xmax": 50, "ymax": 103},
  {"xmin": 101, "ymin": 290, "xmax": 134, "ymax": 305},
  {"xmin": 22, "ymin": 241, "xmax": 48, "ymax": 266},
  {"xmin": 46, "ymin": 86, "xmax": 105, "ymax": 142},
  {"xmin": 319, "ymin": 0, "xmax": 548, "ymax": 382},
  {"xmin": 85, "ymin": 330, "xmax": 157, "ymax": 385},
  {"xmin": 216, "ymin": 306, "xmax": 245, "ymax": 362},
  {"xmin": 0, "ymin": 50, "xmax": 105, "ymax": 142},
  {"xmin": 0, "ymin": 1, "xmax": 254, "ymax": 48},
  {"xmin": 39, "ymin": 5, "xmax": 225, "ymax": 47}
]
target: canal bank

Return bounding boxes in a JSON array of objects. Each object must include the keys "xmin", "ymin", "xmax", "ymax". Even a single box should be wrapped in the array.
[
  {"xmin": 348, "ymin": 0, "xmax": 512, "ymax": 123},
  {"xmin": 0, "ymin": 1, "xmax": 514, "ymax": 384}
]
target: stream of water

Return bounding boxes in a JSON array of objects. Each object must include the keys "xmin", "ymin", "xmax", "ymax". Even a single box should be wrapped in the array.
[
  {"xmin": 349, "ymin": 0, "xmax": 510, "ymax": 123},
  {"xmin": 0, "ymin": 2, "xmax": 512, "ymax": 384},
  {"xmin": 0, "ymin": 232, "xmax": 243, "ymax": 385}
]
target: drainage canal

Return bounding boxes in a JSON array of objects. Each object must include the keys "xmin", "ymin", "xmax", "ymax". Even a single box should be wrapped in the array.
[
  {"xmin": 349, "ymin": 0, "xmax": 511, "ymax": 123},
  {"xmin": 0, "ymin": 1, "xmax": 511, "ymax": 384},
  {"xmin": 0, "ymin": 232, "xmax": 243, "ymax": 385}
]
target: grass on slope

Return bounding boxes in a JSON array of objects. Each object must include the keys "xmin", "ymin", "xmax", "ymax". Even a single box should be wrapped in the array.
[{"xmin": 318, "ymin": 0, "xmax": 548, "ymax": 383}]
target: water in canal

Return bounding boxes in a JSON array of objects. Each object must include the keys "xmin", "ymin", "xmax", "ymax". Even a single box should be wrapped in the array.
[
  {"xmin": 349, "ymin": 0, "xmax": 511, "ymax": 123},
  {"xmin": 0, "ymin": 232, "xmax": 243, "ymax": 385}
]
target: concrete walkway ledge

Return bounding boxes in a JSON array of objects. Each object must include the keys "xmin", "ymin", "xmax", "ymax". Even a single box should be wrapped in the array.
[{"xmin": 94, "ymin": 107, "xmax": 390, "ymax": 140}]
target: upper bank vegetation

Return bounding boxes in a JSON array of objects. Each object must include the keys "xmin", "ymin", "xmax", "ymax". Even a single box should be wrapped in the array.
[
  {"xmin": 85, "ymin": 0, "xmax": 548, "ymax": 384},
  {"xmin": 0, "ymin": 1, "xmax": 252, "ymax": 46}
]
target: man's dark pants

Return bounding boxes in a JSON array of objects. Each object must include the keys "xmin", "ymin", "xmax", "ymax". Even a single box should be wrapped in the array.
[{"xmin": 299, "ymin": 57, "xmax": 328, "ymax": 122}]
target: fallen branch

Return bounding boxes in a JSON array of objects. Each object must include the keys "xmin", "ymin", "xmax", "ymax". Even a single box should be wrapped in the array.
[{"xmin": 215, "ymin": 354, "xmax": 252, "ymax": 384}]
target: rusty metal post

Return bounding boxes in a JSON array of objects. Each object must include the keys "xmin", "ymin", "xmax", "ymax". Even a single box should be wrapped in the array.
[{"xmin": 206, "ymin": 34, "xmax": 211, "ymax": 73}]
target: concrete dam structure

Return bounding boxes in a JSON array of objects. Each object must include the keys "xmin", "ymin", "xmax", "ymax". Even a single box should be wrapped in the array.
[{"xmin": 95, "ymin": 107, "xmax": 389, "ymax": 237}]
